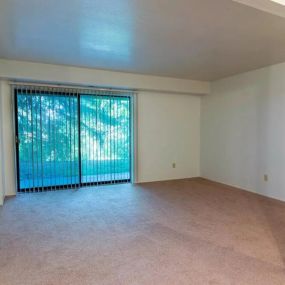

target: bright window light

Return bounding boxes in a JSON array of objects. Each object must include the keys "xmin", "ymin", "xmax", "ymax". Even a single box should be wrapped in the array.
[{"xmin": 270, "ymin": 0, "xmax": 285, "ymax": 6}]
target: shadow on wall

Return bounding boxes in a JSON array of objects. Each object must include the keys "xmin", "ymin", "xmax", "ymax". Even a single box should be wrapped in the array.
[{"xmin": 201, "ymin": 63, "xmax": 285, "ymax": 202}]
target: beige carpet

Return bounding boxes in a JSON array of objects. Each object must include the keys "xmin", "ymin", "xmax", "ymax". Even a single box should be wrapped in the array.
[{"xmin": 1, "ymin": 178, "xmax": 285, "ymax": 285}]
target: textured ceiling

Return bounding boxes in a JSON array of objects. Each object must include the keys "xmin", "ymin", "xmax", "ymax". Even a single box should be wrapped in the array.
[{"xmin": 0, "ymin": 0, "xmax": 285, "ymax": 81}]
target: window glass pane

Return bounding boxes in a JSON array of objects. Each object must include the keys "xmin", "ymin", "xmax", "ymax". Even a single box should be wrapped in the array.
[
  {"xmin": 17, "ymin": 92, "xmax": 79, "ymax": 190},
  {"xmin": 16, "ymin": 89, "xmax": 131, "ymax": 192},
  {"xmin": 80, "ymin": 95, "xmax": 131, "ymax": 184}
]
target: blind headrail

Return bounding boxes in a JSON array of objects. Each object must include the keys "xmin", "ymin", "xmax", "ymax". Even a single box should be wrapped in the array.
[{"xmin": 9, "ymin": 81, "xmax": 136, "ymax": 94}]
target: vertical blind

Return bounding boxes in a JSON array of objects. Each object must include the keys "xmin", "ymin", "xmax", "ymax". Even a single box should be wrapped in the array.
[{"xmin": 15, "ymin": 85, "xmax": 132, "ymax": 192}]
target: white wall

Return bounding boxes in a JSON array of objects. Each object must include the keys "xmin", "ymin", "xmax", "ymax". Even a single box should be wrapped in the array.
[
  {"xmin": 0, "ymin": 81, "xmax": 5, "ymax": 205},
  {"xmin": 0, "ymin": 80, "xmax": 16, "ymax": 197},
  {"xmin": 0, "ymin": 60, "xmax": 203, "ymax": 197},
  {"xmin": 137, "ymin": 92, "xmax": 200, "ymax": 182},
  {"xmin": 0, "ymin": 59, "xmax": 209, "ymax": 95},
  {"xmin": 3, "ymin": 58, "xmax": 285, "ymax": 202},
  {"xmin": 201, "ymin": 62, "xmax": 285, "ymax": 201}
]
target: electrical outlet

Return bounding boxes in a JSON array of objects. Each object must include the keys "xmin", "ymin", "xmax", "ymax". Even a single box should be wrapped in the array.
[
  {"xmin": 264, "ymin": 174, "xmax": 268, "ymax": 182},
  {"xmin": 172, "ymin": 162, "xmax": 176, "ymax": 168}
]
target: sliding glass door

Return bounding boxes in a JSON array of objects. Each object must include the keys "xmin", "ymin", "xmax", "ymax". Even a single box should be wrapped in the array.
[
  {"xmin": 80, "ymin": 95, "xmax": 131, "ymax": 185},
  {"xmin": 15, "ymin": 87, "xmax": 132, "ymax": 192}
]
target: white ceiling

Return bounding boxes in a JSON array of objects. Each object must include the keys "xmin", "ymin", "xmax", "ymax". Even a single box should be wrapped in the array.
[
  {"xmin": 233, "ymin": 0, "xmax": 285, "ymax": 17},
  {"xmin": 0, "ymin": 0, "xmax": 285, "ymax": 81}
]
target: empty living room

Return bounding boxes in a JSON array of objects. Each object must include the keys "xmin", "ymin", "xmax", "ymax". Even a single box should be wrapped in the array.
[{"xmin": 1, "ymin": 0, "xmax": 285, "ymax": 284}]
